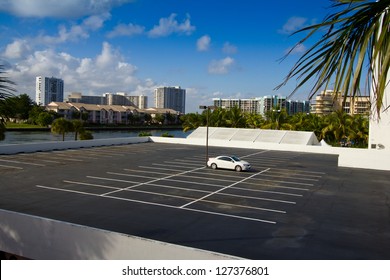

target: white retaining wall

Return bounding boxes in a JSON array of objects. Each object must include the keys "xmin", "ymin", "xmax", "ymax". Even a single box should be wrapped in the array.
[
  {"xmin": 151, "ymin": 134, "xmax": 390, "ymax": 171},
  {"xmin": 0, "ymin": 137, "xmax": 150, "ymax": 155},
  {"xmin": 0, "ymin": 209, "xmax": 240, "ymax": 260}
]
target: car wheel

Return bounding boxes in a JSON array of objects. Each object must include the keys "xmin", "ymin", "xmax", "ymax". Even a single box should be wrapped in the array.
[
  {"xmin": 211, "ymin": 163, "xmax": 217, "ymax": 169},
  {"xmin": 235, "ymin": 165, "xmax": 242, "ymax": 172}
]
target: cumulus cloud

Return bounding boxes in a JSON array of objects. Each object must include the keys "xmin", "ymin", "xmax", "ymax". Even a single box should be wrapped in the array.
[
  {"xmin": 3, "ymin": 39, "xmax": 31, "ymax": 59},
  {"xmin": 208, "ymin": 57, "xmax": 235, "ymax": 74},
  {"xmin": 148, "ymin": 13, "xmax": 195, "ymax": 37},
  {"xmin": 222, "ymin": 42, "xmax": 238, "ymax": 54},
  {"xmin": 107, "ymin": 23, "xmax": 145, "ymax": 38},
  {"xmin": 196, "ymin": 35, "xmax": 211, "ymax": 52},
  {"xmin": 6, "ymin": 42, "xmax": 154, "ymax": 99},
  {"xmin": 279, "ymin": 16, "xmax": 308, "ymax": 35},
  {"xmin": 38, "ymin": 13, "xmax": 110, "ymax": 44},
  {"xmin": 285, "ymin": 43, "xmax": 307, "ymax": 55},
  {"xmin": 0, "ymin": 0, "xmax": 133, "ymax": 19}
]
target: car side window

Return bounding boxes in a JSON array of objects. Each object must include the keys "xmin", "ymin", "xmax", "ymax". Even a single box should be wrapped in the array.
[{"xmin": 219, "ymin": 157, "xmax": 230, "ymax": 161}]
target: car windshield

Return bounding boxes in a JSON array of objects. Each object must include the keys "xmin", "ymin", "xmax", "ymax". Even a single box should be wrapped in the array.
[{"xmin": 231, "ymin": 156, "xmax": 241, "ymax": 161}]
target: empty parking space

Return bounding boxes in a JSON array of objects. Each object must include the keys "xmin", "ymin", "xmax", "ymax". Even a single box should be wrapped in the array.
[
  {"xmin": 30, "ymin": 146, "xmax": 326, "ymax": 225},
  {"xmin": 3, "ymin": 141, "xmax": 389, "ymax": 259}
]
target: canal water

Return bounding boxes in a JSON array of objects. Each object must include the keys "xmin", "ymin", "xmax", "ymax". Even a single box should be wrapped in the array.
[{"xmin": 0, "ymin": 129, "xmax": 191, "ymax": 145}]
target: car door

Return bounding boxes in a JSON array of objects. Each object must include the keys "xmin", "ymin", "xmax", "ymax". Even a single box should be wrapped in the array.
[{"xmin": 218, "ymin": 156, "xmax": 234, "ymax": 169}]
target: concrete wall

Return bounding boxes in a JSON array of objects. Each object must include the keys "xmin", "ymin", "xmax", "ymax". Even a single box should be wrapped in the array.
[
  {"xmin": 369, "ymin": 72, "xmax": 390, "ymax": 151},
  {"xmin": 0, "ymin": 209, "xmax": 240, "ymax": 260},
  {"xmin": 150, "ymin": 135, "xmax": 390, "ymax": 171},
  {"xmin": 0, "ymin": 137, "xmax": 150, "ymax": 155}
]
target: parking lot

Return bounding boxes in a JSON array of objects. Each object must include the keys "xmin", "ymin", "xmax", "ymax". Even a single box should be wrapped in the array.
[{"xmin": 1, "ymin": 142, "xmax": 389, "ymax": 259}]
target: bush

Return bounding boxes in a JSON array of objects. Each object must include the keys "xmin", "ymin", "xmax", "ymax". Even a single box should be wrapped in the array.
[
  {"xmin": 138, "ymin": 131, "xmax": 152, "ymax": 137},
  {"xmin": 161, "ymin": 132, "xmax": 174, "ymax": 137},
  {"xmin": 79, "ymin": 130, "xmax": 93, "ymax": 140}
]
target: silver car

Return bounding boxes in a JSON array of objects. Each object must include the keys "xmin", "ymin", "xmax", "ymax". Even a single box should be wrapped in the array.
[{"xmin": 207, "ymin": 155, "xmax": 251, "ymax": 172}]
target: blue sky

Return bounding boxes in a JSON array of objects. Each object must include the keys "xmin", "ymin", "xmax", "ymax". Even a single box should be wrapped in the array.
[{"xmin": 0, "ymin": 0, "xmax": 332, "ymax": 112}]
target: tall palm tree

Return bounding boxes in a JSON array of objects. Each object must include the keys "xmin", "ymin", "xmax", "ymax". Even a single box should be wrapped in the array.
[
  {"xmin": 0, "ymin": 65, "xmax": 16, "ymax": 140},
  {"xmin": 51, "ymin": 118, "xmax": 74, "ymax": 141},
  {"xmin": 276, "ymin": 0, "xmax": 389, "ymax": 117},
  {"xmin": 225, "ymin": 106, "xmax": 246, "ymax": 128},
  {"xmin": 262, "ymin": 108, "xmax": 292, "ymax": 130}
]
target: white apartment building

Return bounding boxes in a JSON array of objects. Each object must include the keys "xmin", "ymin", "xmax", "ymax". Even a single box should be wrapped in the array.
[
  {"xmin": 66, "ymin": 92, "xmax": 148, "ymax": 108},
  {"xmin": 154, "ymin": 86, "xmax": 186, "ymax": 114},
  {"xmin": 213, "ymin": 98, "xmax": 262, "ymax": 114},
  {"xmin": 36, "ymin": 76, "xmax": 64, "ymax": 105},
  {"xmin": 213, "ymin": 96, "xmax": 309, "ymax": 116},
  {"xmin": 310, "ymin": 90, "xmax": 370, "ymax": 115}
]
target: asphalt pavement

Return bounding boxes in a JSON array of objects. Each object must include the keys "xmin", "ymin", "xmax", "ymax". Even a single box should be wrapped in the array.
[{"xmin": 0, "ymin": 142, "xmax": 389, "ymax": 259}]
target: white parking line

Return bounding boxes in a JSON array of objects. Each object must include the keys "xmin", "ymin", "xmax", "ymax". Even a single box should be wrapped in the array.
[
  {"xmin": 107, "ymin": 172, "xmax": 226, "ymax": 188},
  {"xmin": 0, "ymin": 158, "xmax": 45, "ymax": 166},
  {"xmin": 107, "ymin": 171, "xmax": 295, "ymax": 204},
  {"xmin": 249, "ymin": 176, "xmax": 315, "ymax": 186},
  {"xmin": 180, "ymin": 168, "xmax": 271, "ymax": 209},
  {"xmin": 35, "ymin": 184, "xmax": 276, "ymax": 224},
  {"xmin": 257, "ymin": 173, "xmax": 319, "ymax": 181},
  {"xmin": 0, "ymin": 164, "xmax": 23, "ymax": 170},
  {"xmin": 231, "ymin": 186, "xmax": 303, "ymax": 197},
  {"xmin": 218, "ymin": 192, "xmax": 296, "ymax": 204},
  {"xmin": 101, "ymin": 166, "xmax": 206, "ymax": 196}
]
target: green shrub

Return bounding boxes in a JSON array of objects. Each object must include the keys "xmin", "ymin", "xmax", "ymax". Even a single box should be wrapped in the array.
[{"xmin": 138, "ymin": 131, "xmax": 152, "ymax": 137}]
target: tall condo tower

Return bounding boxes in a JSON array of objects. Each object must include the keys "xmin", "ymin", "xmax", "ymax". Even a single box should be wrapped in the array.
[
  {"xmin": 154, "ymin": 86, "xmax": 186, "ymax": 114},
  {"xmin": 36, "ymin": 76, "xmax": 64, "ymax": 105}
]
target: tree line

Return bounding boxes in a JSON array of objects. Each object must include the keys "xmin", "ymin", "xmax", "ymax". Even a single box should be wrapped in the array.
[{"xmin": 180, "ymin": 107, "xmax": 369, "ymax": 147}]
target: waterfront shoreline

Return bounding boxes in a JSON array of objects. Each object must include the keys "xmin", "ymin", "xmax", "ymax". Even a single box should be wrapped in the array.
[{"xmin": 5, "ymin": 125, "xmax": 183, "ymax": 132}]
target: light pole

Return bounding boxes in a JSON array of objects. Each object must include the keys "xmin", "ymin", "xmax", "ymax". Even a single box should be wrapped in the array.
[{"xmin": 199, "ymin": 105, "xmax": 215, "ymax": 167}]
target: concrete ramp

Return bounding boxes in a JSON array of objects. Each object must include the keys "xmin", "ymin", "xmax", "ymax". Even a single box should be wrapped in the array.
[
  {"xmin": 188, "ymin": 127, "xmax": 319, "ymax": 146},
  {"xmin": 281, "ymin": 131, "xmax": 319, "ymax": 145},
  {"xmin": 255, "ymin": 130, "xmax": 286, "ymax": 143},
  {"xmin": 230, "ymin": 129, "xmax": 260, "ymax": 142}
]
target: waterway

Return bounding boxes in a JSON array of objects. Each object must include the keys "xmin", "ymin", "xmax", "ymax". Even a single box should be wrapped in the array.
[{"xmin": 0, "ymin": 129, "xmax": 191, "ymax": 145}]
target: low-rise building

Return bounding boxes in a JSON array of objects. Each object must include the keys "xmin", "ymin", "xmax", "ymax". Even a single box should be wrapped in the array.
[{"xmin": 46, "ymin": 102, "xmax": 181, "ymax": 125}]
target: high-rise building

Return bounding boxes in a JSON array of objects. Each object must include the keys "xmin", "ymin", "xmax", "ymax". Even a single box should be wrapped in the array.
[
  {"xmin": 213, "ymin": 98, "xmax": 262, "ymax": 114},
  {"xmin": 213, "ymin": 95, "xmax": 309, "ymax": 116},
  {"xmin": 36, "ymin": 76, "xmax": 64, "ymax": 105},
  {"xmin": 154, "ymin": 86, "xmax": 186, "ymax": 114},
  {"xmin": 310, "ymin": 90, "xmax": 370, "ymax": 115}
]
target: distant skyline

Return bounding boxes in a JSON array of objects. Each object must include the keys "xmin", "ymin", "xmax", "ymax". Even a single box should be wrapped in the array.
[{"xmin": 0, "ymin": 0, "xmax": 332, "ymax": 112}]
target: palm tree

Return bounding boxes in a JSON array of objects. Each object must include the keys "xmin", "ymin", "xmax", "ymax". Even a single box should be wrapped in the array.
[
  {"xmin": 245, "ymin": 112, "xmax": 264, "ymax": 128},
  {"xmin": 72, "ymin": 119, "xmax": 85, "ymax": 140},
  {"xmin": 321, "ymin": 110, "xmax": 354, "ymax": 145},
  {"xmin": 262, "ymin": 108, "xmax": 292, "ymax": 130},
  {"xmin": 225, "ymin": 106, "xmax": 246, "ymax": 128},
  {"xmin": 180, "ymin": 113, "xmax": 204, "ymax": 132},
  {"xmin": 208, "ymin": 107, "xmax": 227, "ymax": 127},
  {"xmin": 0, "ymin": 65, "xmax": 16, "ymax": 140},
  {"xmin": 51, "ymin": 118, "xmax": 74, "ymax": 141},
  {"xmin": 276, "ymin": 0, "xmax": 389, "ymax": 117}
]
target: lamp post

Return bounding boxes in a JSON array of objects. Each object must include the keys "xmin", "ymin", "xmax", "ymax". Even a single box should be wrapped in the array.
[{"xmin": 199, "ymin": 105, "xmax": 215, "ymax": 167}]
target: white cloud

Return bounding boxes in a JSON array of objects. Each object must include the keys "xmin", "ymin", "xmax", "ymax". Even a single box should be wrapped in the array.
[
  {"xmin": 279, "ymin": 16, "xmax": 308, "ymax": 35},
  {"xmin": 208, "ymin": 57, "xmax": 235, "ymax": 74},
  {"xmin": 197, "ymin": 35, "xmax": 211, "ymax": 52},
  {"xmin": 148, "ymin": 13, "xmax": 195, "ymax": 38},
  {"xmin": 6, "ymin": 42, "xmax": 152, "ymax": 99},
  {"xmin": 3, "ymin": 39, "xmax": 31, "ymax": 59},
  {"xmin": 285, "ymin": 43, "xmax": 307, "ymax": 55},
  {"xmin": 222, "ymin": 42, "xmax": 237, "ymax": 54},
  {"xmin": 107, "ymin": 23, "xmax": 145, "ymax": 38},
  {"xmin": 38, "ymin": 14, "xmax": 110, "ymax": 44},
  {"xmin": 0, "ymin": 0, "xmax": 133, "ymax": 19}
]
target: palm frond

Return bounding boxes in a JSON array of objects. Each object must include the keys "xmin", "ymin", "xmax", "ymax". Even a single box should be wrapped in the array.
[{"xmin": 275, "ymin": 0, "xmax": 390, "ymax": 117}]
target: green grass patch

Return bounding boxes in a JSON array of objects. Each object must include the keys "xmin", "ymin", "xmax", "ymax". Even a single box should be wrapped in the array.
[{"xmin": 5, "ymin": 122, "xmax": 46, "ymax": 129}]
